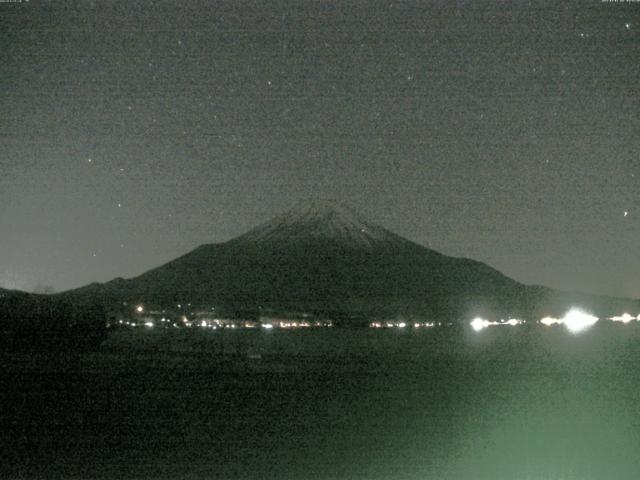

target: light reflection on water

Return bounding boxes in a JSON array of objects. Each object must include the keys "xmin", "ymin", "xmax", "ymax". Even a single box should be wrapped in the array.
[
  {"xmin": 10, "ymin": 324, "xmax": 640, "ymax": 480},
  {"xmin": 435, "ymin": 324, "xmax": 640, "ymax": 480},
  {"xmin": 359, "ymin": 323, "xmax": 640, "ymax": 480}
]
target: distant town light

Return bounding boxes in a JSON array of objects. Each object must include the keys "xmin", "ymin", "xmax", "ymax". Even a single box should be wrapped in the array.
[
  {"xmin": 470, "ymin": 317, "xmax": 489, "ymax": 332},
  {"xmin": 262, "ymin": 323, "xmax": 273, "ymax": 329},
  {"xmin": 144, "ymin": 321, "xmax": 154, "ymax": 328},
  {"xmin": 562, "ymin": 308, "xmax": 598, "ymax": 334},
  {"xmin": 540, "ymin": 316, "xmax": 561, "ymax": 326},
  {"xmin": 611, "ymin": 313, "xmax": 635, "ymax": 324},
  {"xmin": 397, "ymin": 322, "xmax": 406, "ymax": 328},
  {"xmin": 136, "ymin": 305, "xmax": 144, "ymax": 313}
]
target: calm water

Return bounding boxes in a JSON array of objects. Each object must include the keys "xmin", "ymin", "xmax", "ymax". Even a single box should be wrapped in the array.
[{"xmin": 2, "ymin": 323, "xmax": 640, "ymax": 479}]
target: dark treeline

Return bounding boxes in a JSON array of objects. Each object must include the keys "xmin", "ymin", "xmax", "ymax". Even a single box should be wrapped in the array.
[{"xmin": 0, "ymin": 290, "xmax": 107, "ymax": 351}]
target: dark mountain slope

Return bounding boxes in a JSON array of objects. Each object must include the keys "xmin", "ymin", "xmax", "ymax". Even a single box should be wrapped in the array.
[{"xmin": 62, "ymin": 201, "xmax": 639, "ymax": 321}]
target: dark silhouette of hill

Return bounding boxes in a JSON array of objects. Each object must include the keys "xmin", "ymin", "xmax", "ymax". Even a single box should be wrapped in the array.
[
  {"xmin": 60, "ymin": 200, "xmax": 640, "ymax": 323},
  {"xmin": 0, "ymin": 287, "xmax": 107, "ymax": 350}
]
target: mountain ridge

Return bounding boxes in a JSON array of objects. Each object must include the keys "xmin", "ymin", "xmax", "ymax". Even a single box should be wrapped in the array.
[{"xmin": 59, "ymin": 201, "xmax": 640, "ymax": 322}]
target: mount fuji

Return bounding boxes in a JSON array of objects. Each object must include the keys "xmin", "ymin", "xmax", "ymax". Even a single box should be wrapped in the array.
[
  {"xmin": 230, "ymin": 200, "xmax": 410, "ymax": 248},
  {"xmin": 64, "ymin": 200, "xmax": 639, "ymax": 323}
]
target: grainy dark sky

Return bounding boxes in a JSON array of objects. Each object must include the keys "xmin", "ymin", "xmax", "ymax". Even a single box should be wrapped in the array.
[{"xmin": 1, "ymin": 0, "xmax": 639, "ymax": 297}]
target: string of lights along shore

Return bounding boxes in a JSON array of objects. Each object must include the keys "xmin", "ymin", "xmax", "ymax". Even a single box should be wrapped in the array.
[
  {"xmin": 1, "ymin": 1, "xmax": 639, "ymax": 300},
  {"xmin": 125, "ymin": 301, "xmax": 638, "ymax": 335}
]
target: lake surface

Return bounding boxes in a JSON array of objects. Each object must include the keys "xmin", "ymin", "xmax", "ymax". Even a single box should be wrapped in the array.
[{"xmin": 2, "ymin": 324, "xmax": 640, "ymax": 479}]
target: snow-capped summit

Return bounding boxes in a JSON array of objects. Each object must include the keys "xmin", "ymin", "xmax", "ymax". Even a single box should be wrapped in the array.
[{"xmin": 230, "ymin": 199, "xmax": 404, "ymax": 248}]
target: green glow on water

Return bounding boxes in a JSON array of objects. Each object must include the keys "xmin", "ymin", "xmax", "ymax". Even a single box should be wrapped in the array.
[{"xmin": 4, "ymin": 324, "xmax": 640, "ymax": 479}]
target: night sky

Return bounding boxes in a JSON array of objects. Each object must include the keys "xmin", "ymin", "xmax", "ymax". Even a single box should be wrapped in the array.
[{"xmin": 1, "ymin": 0, "xmax": 639, "ymax": 297}]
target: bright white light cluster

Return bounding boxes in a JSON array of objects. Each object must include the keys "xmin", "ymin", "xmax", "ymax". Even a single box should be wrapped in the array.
[
  {"xmin": 540, "ymin": 316, "xmax": 561, "ymax": 326},
  {"xmin": 470, "ymin": 317, "xmax": 524, "ymax": 331},
  {"xmin": 538, "ymin": 309, "xmax": 599, "ymax": 333},
  {"xmin": 562, "ymin": 309, "xmax": 599, "ymax": 333},
  {"xmin": 470, "ymin": 317, "xmax": 492, "ymax": 332},
  {"xmin": 468, "ymin": 309, "xmax": 640, "ymax": 333},
  {"xmin": 370, "ymin": 321, "xmax": 435, "ymax": 328},
  {"xmin": 539, "ymin": 311, "xmax": 640, "ymax": 330},
  {"xmin": 610, "ymin": 313, "xmax": 637, "ymax": 324}
]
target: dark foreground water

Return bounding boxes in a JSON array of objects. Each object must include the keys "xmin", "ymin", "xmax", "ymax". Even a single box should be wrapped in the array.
[{"xmin": 2, "ymin": 324, "xmax": 640, "ymax": 479}]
